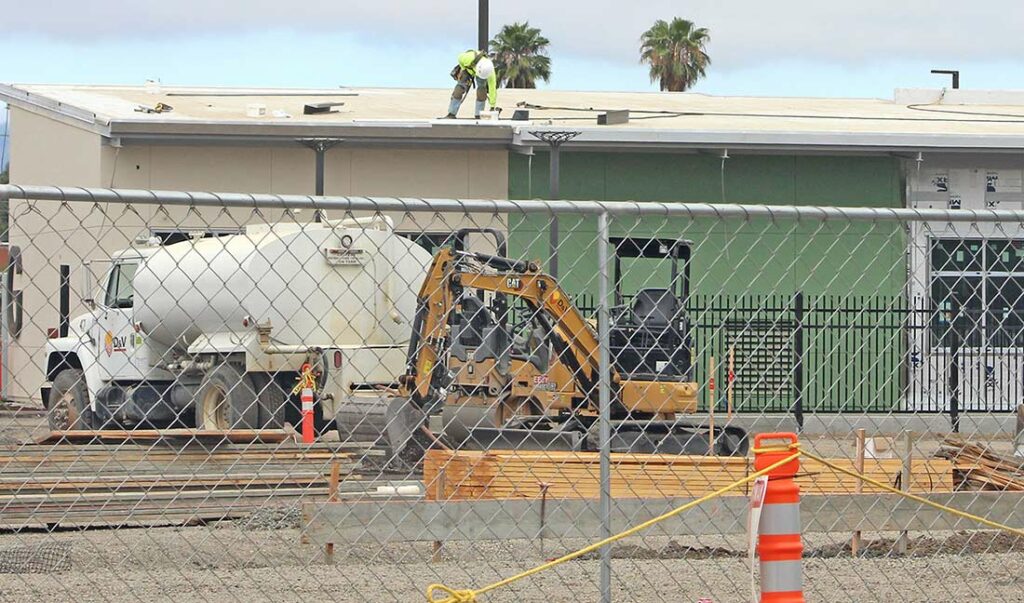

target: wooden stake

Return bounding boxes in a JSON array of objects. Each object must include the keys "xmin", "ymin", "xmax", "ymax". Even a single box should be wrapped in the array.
[
  {"xmin": 851, "ymin": 428, "xmax": 866, "ymax": 557},
  {"xmin": 431, "ymin": 468, "xmax": 447, "ymax": 563},
  {"xmin": 1014, "ymin": 404, "xmax": 1024, "ymax": 457},
  {"xmin": 727, "ymin": 347, "xmax": 735, "ymax": 420},
  {"xmin": 538, "ymin": 482, "xmax": 550, "ymax": 556},
  {"xmin": 896, "ymin": 431, "xmax": 913, "ymax": 555},
  {"xmin": 708, "ymin": 356, "xmax": 716, "ymax": 454},
  {"xmin": 324, "ymin": 460, "xmax": 341, "ymax": 564}
]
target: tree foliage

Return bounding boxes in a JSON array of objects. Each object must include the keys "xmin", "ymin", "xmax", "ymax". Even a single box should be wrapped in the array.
[
  {"xmin": 639, "ymin": 18, "xmax": 711, "ymax": 92},
  {"xmin": 489, "ymin": 21, "xmax": 552, "ymax": 89}
]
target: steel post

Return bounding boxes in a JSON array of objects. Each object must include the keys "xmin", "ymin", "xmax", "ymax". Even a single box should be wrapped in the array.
[
  {"xmin": 297, "ymin": 138, "xmax": 342, "ymax": 223},
  {"xmin": 549, "ymin": 146, "xmax": 560, "ymax": 277},
  {"xmin": 478, "ymin": 0, "xmax": 489, "ymax": 51},
  {"xmin": 0, "ymin": 267, "xmax": 7, "ymax": 403},
  {"xmin": 597, "ymin": 211, "xmax": 612, "ymax": 603}
]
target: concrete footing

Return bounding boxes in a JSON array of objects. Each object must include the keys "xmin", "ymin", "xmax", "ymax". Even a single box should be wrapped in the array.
[{"xmin": 720, "ymin": 413, "xmax": 1015, "ymax": 437}]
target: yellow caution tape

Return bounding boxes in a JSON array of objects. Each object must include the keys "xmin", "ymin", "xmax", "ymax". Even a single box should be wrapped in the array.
[
  {"xmin": 291, "ymin": 363, "xmax": 317, "ymax": 395},
  {"xmin": 425, "ymin": 451, "xmax": 801, "ymax": 603},
  {"xmin": 427, "ymin": 439, "xmax": 1024, "ymax": 602}
]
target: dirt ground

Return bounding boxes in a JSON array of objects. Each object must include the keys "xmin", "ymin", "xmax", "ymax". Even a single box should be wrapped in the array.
[
  {"xmin": 3, "ymin": 406, "xmax": 1023, "ymax": 602},
  {"xmin": 1, "ymin": 523, "xmax": 1023, "ymax": 603}
]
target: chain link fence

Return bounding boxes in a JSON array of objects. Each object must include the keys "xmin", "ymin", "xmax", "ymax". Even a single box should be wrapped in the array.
[{"xmin": 0, "ymin": 184, "xmax": 1021, "ymax": 602}]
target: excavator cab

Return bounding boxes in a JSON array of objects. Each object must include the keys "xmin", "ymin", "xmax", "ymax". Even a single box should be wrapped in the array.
[{"xmin": 610, "ymin": 238, "xmax": 693, "ymax": 383}]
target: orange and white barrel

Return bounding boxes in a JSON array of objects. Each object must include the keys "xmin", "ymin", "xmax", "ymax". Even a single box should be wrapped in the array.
[{"xmin": 753, "ymin": 432, "xmax": 804, "ymax": 603}]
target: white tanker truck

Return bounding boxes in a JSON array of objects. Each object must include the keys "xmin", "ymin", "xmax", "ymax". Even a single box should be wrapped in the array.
[{"xmin": 41, "ymin": 216, "xmax": 432, "ymax": 435}]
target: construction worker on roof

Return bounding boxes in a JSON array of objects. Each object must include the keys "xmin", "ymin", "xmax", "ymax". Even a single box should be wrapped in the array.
[{"xmin": 445, "ymin": 50, "xmax": 498, "ymax": 119}]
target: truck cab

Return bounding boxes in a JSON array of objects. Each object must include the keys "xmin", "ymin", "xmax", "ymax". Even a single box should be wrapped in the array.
[{"xmin": 43, "ymin": 243, "xmax": 168, "ymax": 429}]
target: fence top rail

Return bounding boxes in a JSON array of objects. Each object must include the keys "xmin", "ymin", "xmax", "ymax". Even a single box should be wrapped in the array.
[{"xmin": 4, "ymin": 184, "xmax": 1024, "ymax": 223}]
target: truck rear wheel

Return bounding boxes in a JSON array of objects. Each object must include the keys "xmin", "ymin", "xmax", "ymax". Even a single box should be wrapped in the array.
[
  {"xmin": 47, "ymin": 369, "xmax": 95, "ymax": 430},
  {"xmin": 195, "ymin": 364, "xmax": 260, "ymax": 430}
]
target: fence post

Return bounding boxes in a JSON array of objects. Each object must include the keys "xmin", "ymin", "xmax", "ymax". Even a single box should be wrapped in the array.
[
  {"xmin": 1015, "ymin": 404, "xmax": 1024, "ymax": 458},
  {"xmin": 596, "ymin": 210, "xmax": 612, "ymax": 603},
  {"xmin": 949, "ymin": 327, "xmax": 961, "ymax": 433},
  {"xmin": 792, "ymin": 292, "xmax": 805, "ymax": 431}
]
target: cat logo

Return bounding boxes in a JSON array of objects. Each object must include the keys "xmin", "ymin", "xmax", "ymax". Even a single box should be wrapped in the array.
[{"xmin": 506, "ymin": 277, "xmax": 522, "ymax": 290}]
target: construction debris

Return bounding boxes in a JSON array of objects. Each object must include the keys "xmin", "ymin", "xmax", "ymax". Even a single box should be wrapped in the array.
[{"xmin": 936, "ymin": 437, "xmax": 1024, "ymax": 491}]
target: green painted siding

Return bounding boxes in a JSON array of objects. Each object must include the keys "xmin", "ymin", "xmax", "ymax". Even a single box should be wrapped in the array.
[
  {"xmin": 506, "ymin": 151, "xmax": 908, "ymax": 413},
  {"xmin": 507, "ymin": 152, "xmax": 905, "ymax": 298}
]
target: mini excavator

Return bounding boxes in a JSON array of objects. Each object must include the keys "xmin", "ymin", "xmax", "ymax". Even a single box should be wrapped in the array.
[{"xmin": 384, "ymin": 229, "xmax": 747, "ymax": 466}]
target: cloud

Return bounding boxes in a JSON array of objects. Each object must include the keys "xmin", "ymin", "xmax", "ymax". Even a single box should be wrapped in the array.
[{"xmin": 5, "ymin": 0, "xmax": 1024, "ymax": 70}]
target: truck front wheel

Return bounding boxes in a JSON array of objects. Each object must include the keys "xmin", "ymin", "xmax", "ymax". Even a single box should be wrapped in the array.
[
  {"xmin": 195, "ymin": 364, "xmax": 260, "ymax": 430},
  {"xmin": 47, "ymin": 369, "xmax": 95, "ymax": 431}
]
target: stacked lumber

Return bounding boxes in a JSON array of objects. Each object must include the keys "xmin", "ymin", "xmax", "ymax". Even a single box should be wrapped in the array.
[
  {"xmin": 35, "ymin": 428, "xmax": 296, "ymax": 445},
  {"xmin": 0, "ymin": 441, "xmax": 369, "ymax": 529},
  {"xmin": 425, "ymin": 449, "xmax": 953, "ymax": 500},
  {"xmin": 936, "ymin": 437, "xmax": 1024, "ymax": 491},
  {"xmin": 425, "ymin": 450, "xmax": 749, "ymax": 499}
]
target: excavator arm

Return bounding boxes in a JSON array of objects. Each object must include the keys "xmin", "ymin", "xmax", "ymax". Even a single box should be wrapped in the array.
[
  {"xmin": 400, "ymin": 248, "xmax": 611, "ymax": 407},
  {"xmin": 402, "ymin": 248, "xmax": 456, "ymax": 403}
]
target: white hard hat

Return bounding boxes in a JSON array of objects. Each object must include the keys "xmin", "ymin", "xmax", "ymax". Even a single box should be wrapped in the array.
[{"xmin": 475, "ymin": 58, "xmax": 495, "ymax": 79}]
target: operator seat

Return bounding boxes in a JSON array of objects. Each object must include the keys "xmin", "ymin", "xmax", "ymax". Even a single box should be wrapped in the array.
[
  {"xmin": 631, "ymin": 288, "xmax": 679, "ymax": 328},
  {"xmin": 452, "ymin": 295, "xmax": 492, "ymax": 361},
  {"xmin": 613, "ymin": 288, "xmax": 687, "ymax": 379}
]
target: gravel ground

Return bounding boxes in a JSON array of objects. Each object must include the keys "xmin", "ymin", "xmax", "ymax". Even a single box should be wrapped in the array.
[
  {"xmin": 2, "ymin": 408, "xmax": 1022, "ymax": 601},
  {"xmin": 1, "ymin": 524, "xmax": 1023, "ymax": 603}
]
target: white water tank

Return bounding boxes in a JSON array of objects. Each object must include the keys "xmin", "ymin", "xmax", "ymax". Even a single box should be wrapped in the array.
[{"xmin": 133, "ymin": 218, "xmax": 431, "ymax": 354}]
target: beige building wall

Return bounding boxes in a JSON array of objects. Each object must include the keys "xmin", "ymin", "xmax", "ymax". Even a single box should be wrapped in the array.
[
  {"xmin": 7, "ymin": 109, "xmax": 130, "ymax": 404},
  {"xmin": 7, "ymin": 111, "xmax": 508, "ymax": 404}
]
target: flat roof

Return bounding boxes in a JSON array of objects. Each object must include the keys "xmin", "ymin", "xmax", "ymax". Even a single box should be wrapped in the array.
[{"xmin": 6, "ymin": 83, "xmax": 1024, "ymax": 153}]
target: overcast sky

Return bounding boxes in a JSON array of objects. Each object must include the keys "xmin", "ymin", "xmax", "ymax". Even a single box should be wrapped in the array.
[{"xmin": 1, "ymin": 1, "xmax": 1024, "ymax": 98}]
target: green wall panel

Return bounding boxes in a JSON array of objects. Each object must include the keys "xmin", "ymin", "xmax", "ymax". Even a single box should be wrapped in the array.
[
  {"xmin": 506, "ymin": 151, "xmax": 908, "ymax": 413},
  {"xmin": 507, "ymin": 151, "xmax": 905, "ymax": 298}
]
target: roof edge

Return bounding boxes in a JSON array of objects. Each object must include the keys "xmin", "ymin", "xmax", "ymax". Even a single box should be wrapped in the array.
[{"xmin": 0, "ymin": 84, "xmax": 111, "ymax": 136}]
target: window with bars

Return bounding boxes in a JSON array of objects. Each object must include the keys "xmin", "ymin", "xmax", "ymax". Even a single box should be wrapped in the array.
[{"xmin": 931, "ymin": 238, "xmax": 1024, "ymax": 347}]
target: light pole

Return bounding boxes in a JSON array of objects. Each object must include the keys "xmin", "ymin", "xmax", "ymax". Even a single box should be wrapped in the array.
[
  {"xmin": 478, "ymin": 0, "xmax": 489, "ymax": 50},
  {"xmin": 530, "ymin": 130, "xmax": 581, "ymax": 277}
]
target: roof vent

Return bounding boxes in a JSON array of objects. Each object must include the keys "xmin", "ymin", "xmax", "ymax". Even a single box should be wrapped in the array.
[
  {"xmin": 304, "ymin": 102, "xmax": 346, "ymax": 115},
  {"xmin": 597, "ymin": 110, "xmax": 629, "ymax": 125}
]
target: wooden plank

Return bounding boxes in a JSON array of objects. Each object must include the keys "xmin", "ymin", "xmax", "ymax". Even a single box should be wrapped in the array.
[
  {"xmin": 424, "ymin": 449, "xmax": 952, "ymax": 500},
  {"xmin": 35, "ymin": 429, "xmax": 294, "ymax": 445},
  {"xmin": 302, "ymin": 492, "xmax": 1024, "ymax": 545},
  {"xmin": 0, "ymin": 438, "xmax": 368, "ymax": 530}
]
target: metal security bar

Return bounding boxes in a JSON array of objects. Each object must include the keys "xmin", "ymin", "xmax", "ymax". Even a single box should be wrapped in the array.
[{"xmin": 0, "ymin": 184, "xmax": 1020, "ymax": 603}]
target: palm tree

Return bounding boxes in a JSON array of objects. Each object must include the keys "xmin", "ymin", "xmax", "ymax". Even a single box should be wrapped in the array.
[
  {"xmin": 639, "ymin": 18, "xmax": 711, "ymax": 92},
  {"xmin": 489, "ymin": 22, "xmax": 552, "ymax": 88}
]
